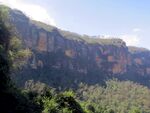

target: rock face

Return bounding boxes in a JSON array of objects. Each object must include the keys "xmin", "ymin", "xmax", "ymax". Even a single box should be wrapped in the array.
[{"xmin": 10, "ymin": 9, "xmax": 150, "ymax": 88}]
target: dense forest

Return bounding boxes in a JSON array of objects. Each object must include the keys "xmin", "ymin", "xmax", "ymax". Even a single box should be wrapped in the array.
[{"xmin": 1, "ymin": 5, "xmax": 150, "ymax": 113}]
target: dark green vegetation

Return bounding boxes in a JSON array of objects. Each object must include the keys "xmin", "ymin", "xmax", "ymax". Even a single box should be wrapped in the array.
[
  {"xmin": 0, "ymin": 5, "xmax": 42, "ymax": 113},
  {"xmin": 1, "ymin": 5, "xmax": 150, "ymax": 113},
  {"xmin": 24, "ymin": 79, "xmax": 150, "ymax": 113},
  {"xmin": 0, "ymin": 5, "xmax": 85, "ymax": 113}
]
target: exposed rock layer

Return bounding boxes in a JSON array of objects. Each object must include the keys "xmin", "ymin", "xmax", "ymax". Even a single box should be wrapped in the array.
[{"xmin": 10, "ymin": 9, "xmax": 150, "ymax": 87}]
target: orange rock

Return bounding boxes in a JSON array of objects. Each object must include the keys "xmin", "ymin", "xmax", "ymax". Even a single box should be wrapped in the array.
[
  {"xmin": 108, "ymin": 56, "xmax": 114, "ymax": 62},
  {"xmin": 37, "ymin": 32, "xmax": 47, "ymax": 51},
  {"xmin": 65, "ymin": 49, "xmax": 76, "ymax": 58},
  {"xmin": 112, "ymin": 64, "xmax": 123, "ymax": 74},
  {"xmin": 134, "ymin": 58, "xmax": 142, "ymax": 65}
]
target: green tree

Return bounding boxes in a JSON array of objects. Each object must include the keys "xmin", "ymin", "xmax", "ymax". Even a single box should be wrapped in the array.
[
  {"xmin": 0, "ymin": 5, "xmax": 42, "ymax": 113},
  {"xmin": 129, "ymin": 107, "xmax": 142, "ymax": 113}
]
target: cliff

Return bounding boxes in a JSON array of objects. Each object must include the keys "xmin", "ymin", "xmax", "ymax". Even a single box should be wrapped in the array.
[{"xmin": 7, "ymin": 6, "xmax": 150, "ymax": 88}]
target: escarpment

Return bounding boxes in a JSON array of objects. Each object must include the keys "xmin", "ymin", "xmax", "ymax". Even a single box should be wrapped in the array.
[{"xmin": 9, "ymin": 8, "xmax": 150, "ymax": 88}]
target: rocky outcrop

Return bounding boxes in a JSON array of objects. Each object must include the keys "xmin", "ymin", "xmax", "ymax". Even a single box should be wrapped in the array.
[
  {"xmin": 9, "ymin": 8, "xmax": 150, "ymax": 88},
  {"xmin": 128, "ymin": 46, "xmax": 150, "ymax": 76}
]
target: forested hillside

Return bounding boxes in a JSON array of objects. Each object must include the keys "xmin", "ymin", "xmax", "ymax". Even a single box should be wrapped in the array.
[{"xmin": 1, "ymin": 5, "xmax": 150, "ymax": 113}]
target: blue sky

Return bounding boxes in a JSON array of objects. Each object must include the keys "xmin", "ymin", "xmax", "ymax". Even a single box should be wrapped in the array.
[{"xmin": 1, "ymin": 0, "xmax": 150, "ymax": 49}]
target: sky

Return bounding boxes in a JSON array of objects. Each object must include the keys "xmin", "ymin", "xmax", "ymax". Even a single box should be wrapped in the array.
[{"xmin": 0, "ymin": 0, "xmax": 150, "ymax": 49}]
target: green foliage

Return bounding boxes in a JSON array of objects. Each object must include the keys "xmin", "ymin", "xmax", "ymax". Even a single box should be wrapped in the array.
[
  {"xmin": 59, "ymin": 29, "xmax": 125, "ymax": 46},
  {"xmin": 0, "ymin": 6, "xmax": 42, "ymax": 113},
  {"xmin": 0, "ymin": 6, "xmax": 10, "ymax": 51},
  {"xmin": 30, "ymin": 20, "xmax": 56, "ymax": 32},
  {"xmin": 0, "ymin": 5, "xmax": 9, "ymax": 22},
  {"xmin": 24, "ymin": 80, "xmax": 85, "ymax": 113},
  {"xmin": 77, "ymin": 79, "xmax": 150, "ymax": 113},
  {"xmin": 0, "ymin": 53, "xmax": 12, "ymax": 91},
  {"xmin": 55, "ymin": 92, "xmax": 84, "ymax": 113},
  {"xmin": 42, "ymin": 97, "xmax": 58, "ymax": 113},
  {"xmin": 0, "ymin": 4, "xmax": 12, "ymax": 91},
  {"xmin": 129, "ymin": 107, "xmax": 142, "ymax": 113},
  {"xmin": 63, "ymin": 90, "xmax": 75, "ymax": 97},
  {"xmin": 0, "ymin": 5, "xmax": 32, "ymax": 69},
  {"xmin": 9, "ymin": 36, "xmax": 22, "ymax": 50},
  {"xmin": 9, "ymin": 36, "xmax": 32, "ymax": 69}
]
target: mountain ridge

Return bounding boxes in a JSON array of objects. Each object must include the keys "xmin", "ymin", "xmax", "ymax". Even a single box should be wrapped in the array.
[{"xmin": 3, "ymin": 5, "xmax": 150, "ymax": 88}]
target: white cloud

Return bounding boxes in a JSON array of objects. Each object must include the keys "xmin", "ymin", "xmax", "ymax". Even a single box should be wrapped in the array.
[
  {"xmin": 120, "ymin": 34, "xmax": 140, "ymax": 46},
  {"xmin": 132, "ymin": 28, "xmax": 141, "ymax": 32},
  {"xmin": 0, "ymin": 0, "xmax": 56, "ymax": 26}
]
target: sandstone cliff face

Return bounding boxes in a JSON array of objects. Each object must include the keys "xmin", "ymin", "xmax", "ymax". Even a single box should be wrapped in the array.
[
  {"xmin": 10, "ymin": 10, "xmax": 129, "ymax": 74},
  {"xmin": 10, "ymin": 9, "xmax": 150, "ymax": 87},
  {"xmin": 128, "ymin": 47, "xmax": 150, "ymax": 76}
]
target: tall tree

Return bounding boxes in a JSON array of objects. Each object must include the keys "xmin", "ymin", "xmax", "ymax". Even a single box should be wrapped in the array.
[{"xmin": 0, "ymin": 5, "xmax": 42, "ymax": 113}]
